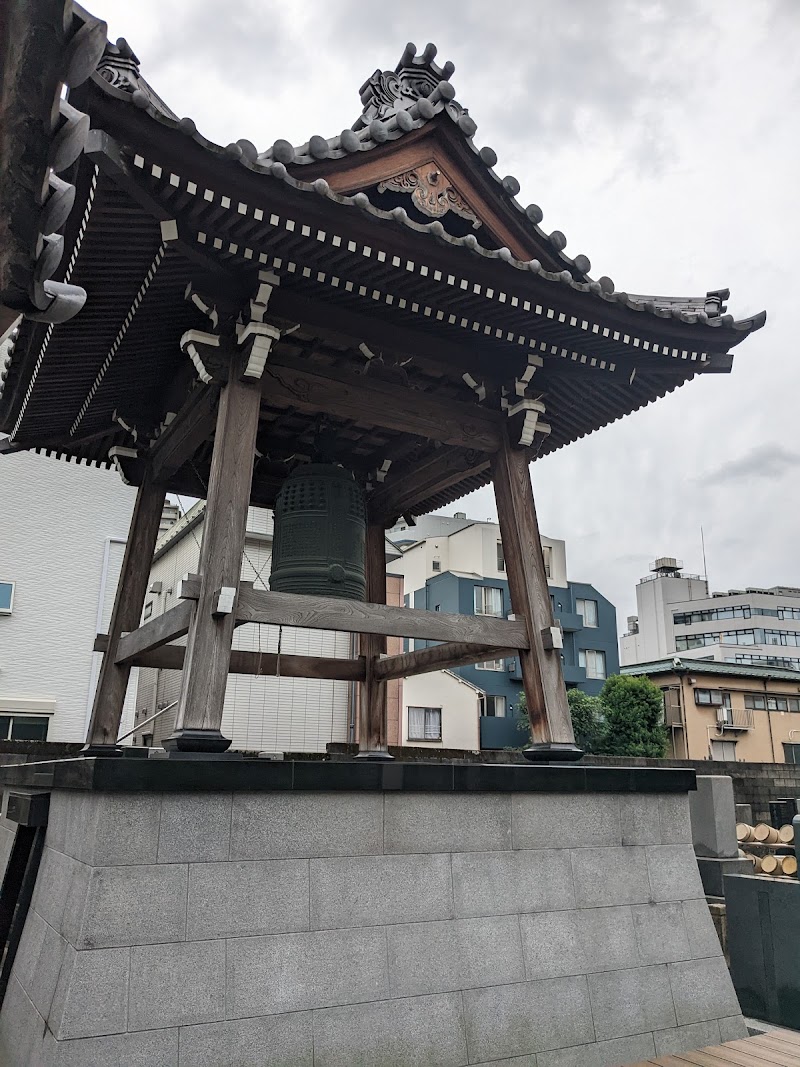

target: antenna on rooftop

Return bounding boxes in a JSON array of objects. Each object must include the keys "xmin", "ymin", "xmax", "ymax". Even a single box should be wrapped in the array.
[{"xmin": 701, "ymin": 525, "xmax": 708, "ymax": 583}]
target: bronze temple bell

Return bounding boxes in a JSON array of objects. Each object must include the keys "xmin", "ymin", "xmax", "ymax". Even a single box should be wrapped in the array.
[{"xmin": 270, "ymin": 464, "xmax": 367, "ymax": 600}]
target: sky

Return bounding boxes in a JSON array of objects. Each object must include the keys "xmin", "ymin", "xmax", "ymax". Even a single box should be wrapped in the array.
[{"xmin": 91, "ymin": 0, "xmax": 800, "ymax": 631}]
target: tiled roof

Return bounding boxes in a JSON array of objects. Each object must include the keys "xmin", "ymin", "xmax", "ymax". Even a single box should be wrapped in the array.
[{"xmin": 622, "ymin": 657, "xmax": 800, "ymax": 682}]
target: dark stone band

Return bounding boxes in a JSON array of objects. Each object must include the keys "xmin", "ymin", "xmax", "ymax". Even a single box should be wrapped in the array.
[{"xmin": 0, "ymin": 757, "xmax": 696, "ymax": 795}]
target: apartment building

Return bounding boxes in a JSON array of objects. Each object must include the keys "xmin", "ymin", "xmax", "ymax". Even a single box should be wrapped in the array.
[
  {"xmin": 0, "ymin": 448, "xmax": 136, "ymax": 742},
  {"xmin": 622, "ymin": 657, "xmax": 800, "ymax": 763},
  {"xmin": 621, "ymin": 557, "xmax": 800, "ymax": 671},
  {"xmin": 389, "ymin": 514, "xmax": 619, "ymax": 749},
  {"xmin": 132, "ymin": 503, "xmax": 403, "ymax": 753}
]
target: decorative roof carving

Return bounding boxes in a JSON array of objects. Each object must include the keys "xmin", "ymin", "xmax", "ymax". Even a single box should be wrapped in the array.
[
  {"xmin": 378, "ymin": 164, "xmax": 480, "ymax": 228},
  {"xmin": 355, "ymin": 42, "xmax": 460, "ymax": 130},
  {"xmin": 97, "ymin": 38, "xmax": 177, "ymax": 119}
]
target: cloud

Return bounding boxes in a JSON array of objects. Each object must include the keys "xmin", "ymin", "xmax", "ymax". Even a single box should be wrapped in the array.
[{"xmin": 705, "ymin": 445, "xmax": 800, "ymax": 486}]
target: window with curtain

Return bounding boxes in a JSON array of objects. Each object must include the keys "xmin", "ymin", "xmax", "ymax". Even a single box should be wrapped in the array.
[
  {"xmin": 579, "ymin": 649, "xmax": 606, "ymax": 680},
  {"xmin": 476, "ymin": 659, "xmax": 505, "ymax": 671},
  {"xmin": 408, "ymin": 707, "xmax": 442, "ymax": 741},
  {"xmin": 474, "ymin": 586, "xmax": 503, "ymax": 617},
  {"xmin": 480, "ymin": 695, "xmax": 507, "ymax": 717},
  {"xmin": 710, "ymin": 739, "xmax": 737, "ymax": 761},
  {"xmin": 576, "ymin": 598, "xmax": 598, "ymax": 627}
]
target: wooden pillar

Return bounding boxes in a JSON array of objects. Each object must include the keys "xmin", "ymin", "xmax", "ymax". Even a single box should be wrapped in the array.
[
  {"xmin": 85, "ymin": 469, "xmax": 166, "ymax": 750},
  {"xmin": 164, "ymin": 360, "xmax": 262, "ymax": 751},
  {"xmin": 491, "ymin": 434, "xmax": 581, "ymax": 758},
  {"xmin": 357, "ymin": 522, "xmax": 392, "ymax": 758}
]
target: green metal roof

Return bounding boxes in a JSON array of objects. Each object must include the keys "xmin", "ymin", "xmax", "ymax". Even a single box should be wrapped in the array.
[{"xmin": 621, "ymin": 657, "xmax": 800, "ymax": 684}]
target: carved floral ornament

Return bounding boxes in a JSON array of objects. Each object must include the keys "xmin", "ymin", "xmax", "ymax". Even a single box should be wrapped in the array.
[{"xmin": 378, "ymin": 164, "xmax": 481, "ymax": 228}]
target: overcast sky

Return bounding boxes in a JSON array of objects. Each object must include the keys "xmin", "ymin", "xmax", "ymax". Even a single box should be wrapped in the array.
[{"xmin": 92, "ymin": 0, "xmax": 799, "ymax": 631}]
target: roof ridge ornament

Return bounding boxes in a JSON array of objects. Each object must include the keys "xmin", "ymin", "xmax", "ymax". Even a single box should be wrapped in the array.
[
  {"xmin": 97, "ymin": 38, "xmax": 178, "ymax": 119},
  {"xmin": 354, "ymin": 41, "xmax": 460, "ymax": 130}
]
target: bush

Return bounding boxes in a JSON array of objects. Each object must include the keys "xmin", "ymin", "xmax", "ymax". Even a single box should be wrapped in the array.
[
  {"xmin": 516, "ymin": 675, "xmax": 667, "ymax": 758},
  {"xmin": 598, "ymin": 674, "xmax": 667, "ymax": 758}
]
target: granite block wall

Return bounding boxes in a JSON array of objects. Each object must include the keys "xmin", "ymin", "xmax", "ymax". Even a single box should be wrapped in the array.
[{"xmin": 0, "ymin": 788, "xmax": 747, "ymax": 1067}]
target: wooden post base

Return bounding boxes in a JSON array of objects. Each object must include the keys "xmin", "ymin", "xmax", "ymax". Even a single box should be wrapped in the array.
[
  {"xmin": 522, "ymin": 742, "xmax": 584, "ymax": 763},
  {"xmin": 162, "ymin": 729, "xmax": 232, "ymax": 753}
]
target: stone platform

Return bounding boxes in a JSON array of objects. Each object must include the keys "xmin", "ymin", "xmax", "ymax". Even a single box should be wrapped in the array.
[{"xmin": 0, "ymin": 758, "xmax": 747, "ymax": 1066}]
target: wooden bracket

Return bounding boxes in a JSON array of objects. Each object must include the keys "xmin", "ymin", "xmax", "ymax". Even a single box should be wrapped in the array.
[
  {"xmin": 541, "ymin": 625, "xmax": 564, "ymax": 651},
  {"xmin": 180, "ymin": 330, "xmax": 227, "ymax": 384},
  {"xmin": 212, "ymin": 586, "xmax": 237, "ymax": 616},
  {"xmin": 505, "ymin": 398, "xmax": 550, "ymax": 448}
]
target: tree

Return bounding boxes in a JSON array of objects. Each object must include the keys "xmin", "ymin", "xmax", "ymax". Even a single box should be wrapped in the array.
[
  {"xmin": 516, "ymin": 688, "xmax": 605, "ymax": 753},
  {"xmin": 566, "ymin": 689, "xmax": 605, "ymax": 753},
  {"xmin": 598, "ymin": 674, "xmax": 667, "ymax": 758}
]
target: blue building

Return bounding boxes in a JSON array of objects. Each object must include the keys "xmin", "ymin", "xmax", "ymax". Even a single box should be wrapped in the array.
[{"xmin": 390, "ymin": 515, "xmax": 618, "ymax": 749}]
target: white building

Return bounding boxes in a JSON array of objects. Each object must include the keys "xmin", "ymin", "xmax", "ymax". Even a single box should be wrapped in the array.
[
  {"xmin": 133, "ymin": 503, "xmax": 403, "ymax": 753},
  {"xmin": 621, "ymin": 557, "xmax": 800, "ymax": 671},
  {"xmin": 0, "ymin": 450, "xmax": 136, "ymax": 742}
]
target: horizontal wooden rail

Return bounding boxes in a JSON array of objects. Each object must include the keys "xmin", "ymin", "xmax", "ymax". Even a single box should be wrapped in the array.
[
  {"xmin": 114, "ymin": 600, "xmax": 196, "ymax": 665},
  {"xmin": 373, "ymin": 642, "xmax": 518, "ymax": 682},
  {"xmin": 97, "ymin": 633, "xmax": 365, "ymax": 681},
  {"xmin": 234, "ymin": 587, "xmax": 530, "ymax": 648}
]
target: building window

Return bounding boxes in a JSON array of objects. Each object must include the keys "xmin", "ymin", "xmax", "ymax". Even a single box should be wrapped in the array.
[
  {"xmin": 432, "ymin": 560, "xmax": 441, "ymax": 572},
  {"xmin": 143, "ymin": 600, "xmax": 154, "ymax": 621},
  {"xmin": 543, "ymin": 545, "xmax": 552, "ymax": 579},
  {"xmin": 408, "ymin": 707, "xmax": 442, "ymax": 741},
  {"xmin": 576, "ymin": 599, "xmax": 598, "ymax": 628},
  {"xmin": 480, "ymin": 695, "xmax": 507, "ymax": 717},
  {"xmin": 0, "ymin": 581, "xmax": 15, "ymax": 614},
  {"xmin": 674, "ymin": 605, "xmax": 751, "ymax": 625},
  {"xmin": 784, "ymin": 743, "xmax": 800, "ymax": 764},
  {"xmin": 744, "ymin": 693, "xmax": 800, "ymax": 712},
  {"xmin": 476, "ymin": 659, "xmax": 505, "ymax": 671},
  {"xmin": 496, "ymin": 542, "xmax": 505, "ymax": 572},
  {"xmin": 0, "ymin": 715, "xmax": 49, "ymax": 742},
  {"xmin": 694, "ymin": 689, "xmax": 731, "ymax": 708},
  {"xmin": 579, "ymin": 649, "xmax": 606, "ymax": 680},
  {"xmin": 474, "ymin": 586, "xmax": 503, "ymax": 617},
  {"xmin": 710, "ymin": 739, "xmax": 737, "ymax": 761},
  {"xmin": 779, "ymin": 607, "xmax": 800, "ymax": 621}
]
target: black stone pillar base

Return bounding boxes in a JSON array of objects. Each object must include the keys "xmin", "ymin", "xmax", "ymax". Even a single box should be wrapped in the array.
[
  {"xmin": 354, "ymin": 749, "xmax": 395, "ymax": 762},
  {"xmin": 162, "ymin": 729, "xmax": 232, "ymax": 753},
  {"xmin": 523, "ymin": 743, "xmax": 584, "ymax": 763},
  {"xmin": 81, "ymin": 744, "xmax": 124, "ymax": 758}
]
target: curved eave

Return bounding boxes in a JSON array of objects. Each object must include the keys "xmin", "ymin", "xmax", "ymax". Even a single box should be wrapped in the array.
[{"xmin": 83, "ymin": 78, "xmax": 765, "ymax": 350}]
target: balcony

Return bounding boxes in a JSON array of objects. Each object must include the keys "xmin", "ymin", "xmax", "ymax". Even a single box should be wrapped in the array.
[
  {"xmin": 563, "ymin": 663, "xmax": 587, "ymax": 686},
  {"xmin": 556, "ymin": 611, "xmax": 583, "ymax": 633},
  {"xmin": 716, "ymin": 706, "xmax": 755, "ymax": 731}
]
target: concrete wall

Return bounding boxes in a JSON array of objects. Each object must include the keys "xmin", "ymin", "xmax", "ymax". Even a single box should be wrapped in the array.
[
  {"xmin": 0, "ymin": 450, "xmax": 137, "ymax": 743},
  {"xmin": 0, "ymin": 786, "xmax": 747, "ymax": 1066}
]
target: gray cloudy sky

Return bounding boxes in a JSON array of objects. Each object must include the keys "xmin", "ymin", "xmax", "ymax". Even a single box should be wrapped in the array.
[{"xmin": 93, "ymin": 0, "xmax": 800, "ymax": 630}]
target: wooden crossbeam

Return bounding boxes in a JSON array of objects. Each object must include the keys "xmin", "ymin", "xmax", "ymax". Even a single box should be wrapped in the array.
[
  {"xmin": 369, "ymin": 446, "xmax": 490, "ymax": 523},
  {"xmin": 150, "ymin": 384, "xmax": 220, "ymax": 483},
  {"xmin": 233, "ymin": 586, "xmax": 529, "ymax": 648},
  {"xmin": 373, "ymin": 641, "xmax": 518, "ymax": 682},
  {"xmin": 263, "ymin": 355, "xmax": 503, "ymax": 453},
  {"xmin": 114, "ymin": 599, "xmax": 196, "ymax": 665},
  {"xmin": 96, "ymin": 634, "xmax": 365, "ymax": 680}
]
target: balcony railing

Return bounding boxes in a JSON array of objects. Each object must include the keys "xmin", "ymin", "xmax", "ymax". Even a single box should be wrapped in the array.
[{"xmin": 715, "ymin": 706, "xmax": 754, "ymax": 731}]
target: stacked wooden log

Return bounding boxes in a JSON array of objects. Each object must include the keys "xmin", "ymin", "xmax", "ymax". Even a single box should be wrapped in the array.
[{"xmin": 736, "ymin": 822, "xmax": 797, "ymax": 878}]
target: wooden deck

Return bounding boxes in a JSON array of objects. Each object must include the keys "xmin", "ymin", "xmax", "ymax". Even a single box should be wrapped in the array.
[{"xmin": 629, "ymin": 1028, "xmax": 800, "ymax": 1066}]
